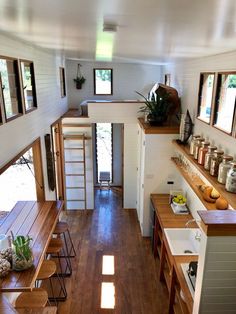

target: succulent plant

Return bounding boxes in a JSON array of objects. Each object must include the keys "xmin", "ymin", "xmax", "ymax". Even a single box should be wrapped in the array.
[{"xmin": 12, "ymin": 235, "xmax": 32, "ymax": 261}]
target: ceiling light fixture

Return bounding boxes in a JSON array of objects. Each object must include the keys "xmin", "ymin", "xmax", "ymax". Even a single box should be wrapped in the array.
[{"xmin": 103, "ymin": 23, "xmax": 117, "ymax": 33}]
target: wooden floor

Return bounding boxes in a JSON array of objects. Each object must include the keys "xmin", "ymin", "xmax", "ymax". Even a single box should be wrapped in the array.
[{"xmin": 58, "ymin": 188, "xmax": 168, "ymax": 314}]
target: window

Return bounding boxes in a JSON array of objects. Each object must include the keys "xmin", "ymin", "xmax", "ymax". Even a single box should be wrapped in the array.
[
  {"xmin": 20, "ymin": 60, "xmax": 37, "ymax": 112},
  {"xmin": 94, "ymin": 68, "xmax": 113, "ymax": 95},
  {"xmin": 59, "ymin": 67, "xmax": 66, "ymax": 97},
  {"xmin": 164, "ymin": 74, "xmax": 171, "ymax": 86},
  {"xmin": 0, "ymin": 138, "xmax": 45, "ymax": 211},
  {"xmin": 197, "ymin": 73, "xmax": 215, "ymax": 124},
  {"xmin": 213, "ymin": 72, "xmax": 236, "ymax": 134},
  {"xmin": 0, "ymin": 57, "xmax": 23, "ymax": 121}
]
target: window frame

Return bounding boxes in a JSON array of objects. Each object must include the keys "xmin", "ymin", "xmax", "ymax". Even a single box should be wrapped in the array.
[
  {"xmin": 212, "ymin": 71, "xmax": 236, "ymax": 135},
  {"xmin": 0, "ymin": 55, "xmax": 23, "ymax": 122},
  {"xmin": 93, "ymin": 68, "xmax": 113, "ymax": 96},
  {"xmin": 197, "ymin": 72, "xmax": 216, "ymax": 125},
  {"xmin": 20, "ymin": 59, "xmax": 37, "ymax": 114},
  {"xmin": 164, "ymin": 74, "xmax": 171, "ymax": 86},
  {"xmin": 59, "ymin": 67, "xmax": 66, "ymax": 98}
]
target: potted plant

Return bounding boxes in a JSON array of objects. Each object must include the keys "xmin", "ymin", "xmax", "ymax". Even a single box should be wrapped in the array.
[
  {"xmin": 74, "ymin": 64, "xmax": 86, "ymax": 89},
  {"xmin": 136, "ymin": 89, "xmax": 172, "ymax": 126},
  {"xmin": 11, "ymin": 235, "xmax": 33, "ymax": 271}
]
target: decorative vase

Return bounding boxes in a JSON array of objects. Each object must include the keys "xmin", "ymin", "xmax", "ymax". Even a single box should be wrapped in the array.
[{"xmin": 12, "ymin": 243, "xmax": 33, "ymax": 271}]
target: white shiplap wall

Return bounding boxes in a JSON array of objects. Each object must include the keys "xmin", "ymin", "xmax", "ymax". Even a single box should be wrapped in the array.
[
  {"xmin": 0, "ymin": 32, "xmax": 68, "ymax": 200},
  {"xmin": 164, "ymin": 50, "xmax": 236, "ymax": 159}
]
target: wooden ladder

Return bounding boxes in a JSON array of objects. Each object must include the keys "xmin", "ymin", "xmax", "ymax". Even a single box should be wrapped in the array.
[{"xmin": 63, "ymin": 133, "xmax": 87, "ymax": 211}]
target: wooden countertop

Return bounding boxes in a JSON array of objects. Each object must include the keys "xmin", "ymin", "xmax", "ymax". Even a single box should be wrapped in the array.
[
  {"xmin": 151, "ymin": 194, "xmax": 198, "ymax": 312},
  {"xmin": 0, "ymin": 200, "xmax": 63, "ymax": 292},
  {"xmin": 138, "ymin": 117, "xmax": 180, "ymax": 134},
  {"xmin": 150, "ymin": 194, "xmax": 198, "ymax": 229}
]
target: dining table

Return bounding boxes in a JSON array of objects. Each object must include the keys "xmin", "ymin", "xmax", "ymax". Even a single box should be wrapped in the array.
[{"xmin": 0, "ymin": 200, "xmax": 63, "ymax": 292}]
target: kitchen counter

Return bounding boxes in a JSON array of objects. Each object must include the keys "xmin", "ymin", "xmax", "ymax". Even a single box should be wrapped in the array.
[{"xmin": 151, "ymin": 194, "xmax": 198, "ymax": 313}]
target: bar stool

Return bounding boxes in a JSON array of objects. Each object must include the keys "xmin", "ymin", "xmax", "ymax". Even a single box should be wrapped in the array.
[
  {"xmin": 14, "ymin": 288, "xmax": 48, "ymax": 309},
  {"xmin": 53, "ymin": 221, "xmax": 76, "ymax": 258},
  {"xmin": 36, "ymin": 260, "xmax": 67, "ymax": 302},
  {"xmin": 46, "ymin": 238, "xmax": 72, "ymax": 277}
]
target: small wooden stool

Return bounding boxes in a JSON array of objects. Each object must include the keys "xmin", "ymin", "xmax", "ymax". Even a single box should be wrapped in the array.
[
  {"xmin": 46, "ymin": 238, "xmax": 71, "ymax": 277},
  {"xmin": 36, "ymin": 260, "xmax": 67, "ymax": 303},
  {"xmin": 14, "ymin": 288, "xmax": 48, "ymax": 309},
  {"xmin": 53, "ymin": 222, "xmax": 76, "ymax": 258}
]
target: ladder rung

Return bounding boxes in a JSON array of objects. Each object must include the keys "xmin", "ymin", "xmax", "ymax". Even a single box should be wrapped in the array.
[
  {"xmin": 64, "ymin": 135, "xmax": 91, "ymax": 140},
  {"xmin": 65, "ymin": 174, "xmax": 85, "ymax": 176},
  {"xmin": 64, "ymin": 148, "xmax": 84, "ymax": 150},
  {"xmin": 67, "ymin": 199, "xmax": 85, "ymax": 202},
  {"xmin": 66, "ymin": 187, "xmax": 85, "ymax": 189},
  {"xmin": 65, "ymin": 161, "xmax": 85, "ymax": 163}
]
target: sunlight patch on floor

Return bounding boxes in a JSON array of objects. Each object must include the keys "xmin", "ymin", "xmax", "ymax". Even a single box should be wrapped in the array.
[
  {"xmin": 101, "ymin": 282, "xmax": 115, "ymax": 309},
  {"xmin": 102, "ymin": 255, "xmax": 114, "ymax": 275}
]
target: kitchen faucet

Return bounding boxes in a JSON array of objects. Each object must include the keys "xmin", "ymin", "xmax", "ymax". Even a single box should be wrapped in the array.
[
  {"xmin": 185, "ymin": 218, "xmax": 196, "ymax": 228},
  {"xmin": 185, "ymin": 219, "xmax": 201, "ymax": 242}
]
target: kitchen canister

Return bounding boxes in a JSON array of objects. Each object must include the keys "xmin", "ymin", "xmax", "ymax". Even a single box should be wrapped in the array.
[
  {"xmin": 198, "ymin": 141, "xmax": 210, "ymax": 165},
  {"xmin": 209, "ymin": 150, "xmax": 224, "ymax": 176},
  {"xmin": 193, "ymin": 138, "xmax": 205, "ymax": 160},
  {"xmin": 204, "ymin": 146, "xmax": 217, "ymax": 171},
  {"xmin": 189, "ymin": 135, "xmax": 201, "ymax": 155},
  {"xmin": 218, "ymin": 155, "xmax": 234, "ymax": 184},
  {"xmin": 225, "ymin": 162, "xmax": 236, "ymax": 193}
]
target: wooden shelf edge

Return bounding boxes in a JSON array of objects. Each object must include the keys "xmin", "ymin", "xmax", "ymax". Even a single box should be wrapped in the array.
[
  {"xmin": 172, "ymin": 140, "xmax": 236, "ymax": 209},
  {"xmin": 171, "ymin": 157, "xmax": 215, "ymax": 210}
]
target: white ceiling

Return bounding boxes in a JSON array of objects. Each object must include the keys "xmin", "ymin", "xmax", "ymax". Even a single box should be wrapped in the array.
[{"xmin": 0, "ymin": 0, "xmax": 236, "ymax": 64}]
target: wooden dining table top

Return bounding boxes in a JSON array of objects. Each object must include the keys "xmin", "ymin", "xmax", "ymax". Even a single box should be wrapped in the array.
[{"xmin": 0, "ymin": 200, "xmax": 63, "ymax": 292}]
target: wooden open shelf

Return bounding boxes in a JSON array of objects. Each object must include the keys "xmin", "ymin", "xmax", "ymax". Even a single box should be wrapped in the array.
[{"xmin": 172, "ymin": 140, "xmax": 236, "ymax": 209}]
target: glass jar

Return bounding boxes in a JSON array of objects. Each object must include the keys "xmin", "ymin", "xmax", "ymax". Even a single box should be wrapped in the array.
[
  {"xmin": 226, "ymin": 162, "xmax": 236, "ymax": 193},
  {"xmin": 197, "ymin": 141, "xmax": 210, "ymax": 165},
  {"xmin": 209, "ymin": 150, "xmax": 224, "ymax": 176},
  {"xmin": 189, "ymin": 135, "xmax": 201, "ymax": 155},
  {"xmin": 204, "ymin": 146, "xmax": 217, "ymax": 170},
  {"xmin": 218, "ymin": 155, "xmax": 234, "ymax": 184},
  {"xmin": 193, "ymin": 138, "xmax": 205, "ymax": 160}
]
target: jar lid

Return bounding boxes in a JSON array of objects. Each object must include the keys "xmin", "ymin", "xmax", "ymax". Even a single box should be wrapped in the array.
[
  {"xmin": 214, "ymin": 150, "xmax": 224, "ymax": 155},
  {"xmin": 222, "ymin": 155, "xmax": 233, "ymax": 161},
  {"xmin": 230, "ymin": 162, "xmax": 236, "ymax": 168},
  {"xmin": 197, "ymin": 138, "xmax": 205, "ymax": 143},
  {"xmin": 201, "ymin": 141, "xmax": 210, "ymax": 147},
  {"xmin": 207, "ymin": 146, "xmax": 217, "ymax": 152}
]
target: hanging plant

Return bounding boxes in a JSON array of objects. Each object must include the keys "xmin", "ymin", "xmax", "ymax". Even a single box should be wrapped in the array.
[{"xmin": 74, "ymin": 63, "xmax": 86, "ymax": 89}]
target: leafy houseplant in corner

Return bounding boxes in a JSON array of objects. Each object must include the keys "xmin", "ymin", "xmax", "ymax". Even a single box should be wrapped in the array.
[
  {"xmin": 136, "ymin": 89, "xmax": 172, "ymax": 126},
  {"xmin": 74, "ymin": 63, "xmax": 86, "ymax": 89},
  {"xmin": 12, "ymin": 235, "xmax": 33, "ymax": 271}
]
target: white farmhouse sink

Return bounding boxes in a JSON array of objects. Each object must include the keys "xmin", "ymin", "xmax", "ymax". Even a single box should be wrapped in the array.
[{"xmin": 164, "ymin": 228, "xmax": 201, "ymax": 256}]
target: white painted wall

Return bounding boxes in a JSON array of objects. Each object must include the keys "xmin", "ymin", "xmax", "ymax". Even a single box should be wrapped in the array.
[
  {"xmin": 0, "ymin": 32, "xmax": 68, "ymax": 200},
  {"xmin": 66, "ymin": 60, "xmax": 163, "ymax": 107},
  {"xmin": 139, "ymin": 131, "xmax": 180, "ymax": 236},
  {"xmin": 63, "ymin": 102, "xmax": 143, "ymax": 209}
]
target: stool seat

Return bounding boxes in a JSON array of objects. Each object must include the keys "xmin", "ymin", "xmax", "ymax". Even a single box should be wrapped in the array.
[
  {"xmin": 46, "ymin": 238, "xmax": 63, "ymax": 254},
  {"xmin": 15, "ymin": 288, "xmax": 48, "ymax": 309},
  {"xmin": 37, "ymin": 260, "xmax": 57, "ymax": 280},
  {"xmin": 54, "ymin": 222, "xmax": 69, "ymax": 234}
]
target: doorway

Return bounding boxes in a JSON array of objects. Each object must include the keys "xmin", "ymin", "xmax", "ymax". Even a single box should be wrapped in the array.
[{"xmin": 93, "ymin": 123, "xmax": 124, "ymax": 195}]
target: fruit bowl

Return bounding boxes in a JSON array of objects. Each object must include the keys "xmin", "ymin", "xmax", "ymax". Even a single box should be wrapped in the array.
[{"xmin": 173, "ymin": 200, "xmax": 186, "ymax": 207}]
